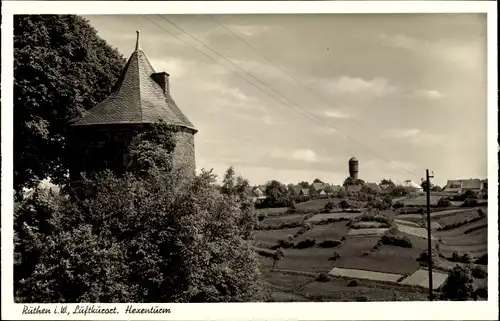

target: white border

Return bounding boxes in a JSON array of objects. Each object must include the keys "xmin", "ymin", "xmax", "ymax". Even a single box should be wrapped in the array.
[{"xmin": 1, "ymin": 1, "xmax": 498, "ymax": 320}]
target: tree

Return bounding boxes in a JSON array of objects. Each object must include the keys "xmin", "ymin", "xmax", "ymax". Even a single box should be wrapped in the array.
[
  {"xmin": 15, "ymin": 123, "xmax": 261, "ymax": 303},
  {"xmin": 390, "ymin": 185, "xmax": 408, "ymax": 197},
  {"xmin": 298, "ymin": 181, "xmax": 310, "ymax": 189},
  {"xmin": 339, "ymin": 200, "xmax": 350, "ymax": 210},
  {"xmin": 221, "ymin": 166, "xmax": 236, "ymax": 195},
  {"xmin": 441, "ymin": 265, "xmax": 474, "ymax": 301},
  {"xmin": 421, "ymin": 180, "xmax": 432, "ymax": 192},
  {"xmin": 313, "ymin": 178, "xmax": 323, "ymax": 183},
  {"xmin": 14, "ymin": 15, "xmax": 126, "ymax": 193},
  {"xmin": 272, "ymin": 249, "xmax": 284, "ymax": 270},
  {"xmin": 380, "ymin": 179, "xmax": 395, "ymax": 187},
  {"xmin": 343, "ymin": 177, "xmax": 356, "ymax": 187},
  {"xmin": 265, "ymin": 180, "xmax": 292, "ymax": 207}
]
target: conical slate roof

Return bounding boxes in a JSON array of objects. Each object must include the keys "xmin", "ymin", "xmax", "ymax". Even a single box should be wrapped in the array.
[{"xmin": 71, "ymin": 32, "xmax": 196, "ymax": 132}]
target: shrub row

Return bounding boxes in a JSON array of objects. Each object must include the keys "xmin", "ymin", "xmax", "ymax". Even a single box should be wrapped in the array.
[
  {"xmin": 438, "ymin": 212, "xmax": 485, "ymax": 231},
  {"xmin": 449, "ymin": 251, "xmax": 473, "ymax": 263},
  {"xmin": 464, "ymin": 224, "xmax": 487, "ymax": 234},
  {"xmin": 380, "ymin": 233, "xmax": 412, "ymax": 248}
]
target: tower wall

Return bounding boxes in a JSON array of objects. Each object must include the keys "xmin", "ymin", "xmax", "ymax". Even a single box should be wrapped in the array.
[
  {"xmin": 69, "ymin": 124, "xmax": 196, "ymax": 184},
  {"xmin": 349, "ymin": 159, "xmax": 359, "ymax": 180}
]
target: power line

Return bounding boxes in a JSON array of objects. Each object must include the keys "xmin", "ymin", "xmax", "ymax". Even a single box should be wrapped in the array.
[
  {"xmin": 207, "ymin": 15, "xmax": 418, "ymax": 174},
  {"xmin": 145, "ymin": 15, "xmax": 418, "ymax": 178}
]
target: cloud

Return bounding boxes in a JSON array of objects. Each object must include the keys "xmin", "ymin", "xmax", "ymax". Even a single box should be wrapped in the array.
[
  {"xmin": 270, "ymin": 148, "xmax": 319, "ymax": 163},
  {"xmin": 322, "ymin": 76, "xmax": 397, "ymax": 97},
  {"xmin": 377, "ymin": 33, "xmax": 420, "ymax": 51},
  {"xmin": 384, "ymin": 128, "xmax": 446, "ymax": 146},
  {"xmin": 415, "ymin": 89, "xmax": 444, "ymax": 100},
  {"xmin": 324, "ymin": 109, "xmax": 352, "ymax": 119}
]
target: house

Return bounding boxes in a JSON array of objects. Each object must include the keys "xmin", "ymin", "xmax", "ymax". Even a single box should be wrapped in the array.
[
  {"xmin": 310, "ymin": 182, "xmax": 332, "ymax": 195},
  {"xmin": 300, "ymin": 188, "xmax": 310, "ymax": 196},
  {"xmin": 443, "ymin": 178, "xmax": 485, "ymax": 194},
  {"xmin": 290, "ymin": 185, "xmax": 303, "ymax": 197},
  {"xmin": 402, "ymin": 180, "xmax": 424, "ymax": 195},
  {"xmin": 364, "ymin": 182, "xmax": 382, "ymax": 194},
  {"xmin": 252, "ymin": 186, "xmax": 266, "ymax": 198}
]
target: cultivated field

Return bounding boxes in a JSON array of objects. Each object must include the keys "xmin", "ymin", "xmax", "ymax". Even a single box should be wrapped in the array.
[
  {"xmin": 400, "ymin": 269, "xmax": 449, "ymax": 289},
  {"xmin": 253, "ymin": 198, "xmax": 488, "ymax": 302},
  {"xmin": 329, "ymin": 267, "xmax": 402, "ymax": 283}
]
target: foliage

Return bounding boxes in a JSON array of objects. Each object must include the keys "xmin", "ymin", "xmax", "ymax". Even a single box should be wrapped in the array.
[
  {"xmin": 294, "ymin": 238, "xmax": 316, "ymax": 249},
  {"xmin": 389, "ymin": 186, "xmax": 408, "ymax": 197},
  {"xmin": 316, "ymin": 273, "xmax": 330, "ymax": 282},
  {"xmin": 318, "ymin": 239, "xmax": 342, "ymax": 248},
  {"xmin": 380, "ymin": 179, "xmax": 395, "ymax": 187},
  {"xmin": 272, "ymin": 249, "xmax": 285, "ymax": 269},
  {"xmin": 15, "ymin": 125, "xmax": 261, "ymax": 303},
  {"xmin": 440, "ymin": 265, "xmax": 474, "ymax": 301},
  {"xmin": 298, "ymin": 181, "xmax": 310, "ymax": 189},
  {"xmin": 475, "ymin": 253, "xmax": 487, "ymax": 265},
  {"xmin": 313, "ymin": 178, "xmax": 323, "ymax": 183},
  {"xmin": 417, "ymin": 249, "xmax": 439, "ymax": 266},
  {"xmin": 263, "ymin": 180, "xmax": 293, "ymax": 208},
  {"xmin": 461, "ymin": 198, "xmax": 478, "ymax": 207},
  {"xmin": 380, "ymin": 230, "xmax": 412, "ymax": 248},
  {"xmin": 339, "ymin": 200, "xmax": 350, "ymax": 210},
  {"xmin": 437, "ymin": 197, "xmax": 451, "ymax": 208},
  {"xmin": 324, "ymin": 201, "xmax": 335, "ymax": 211},
  {"xmin": 471, "ymin": 266, "xmax": 487, "ymax": 279},
  {"xmin": 347, "ymin": 280, "xmax": 358, "ymax": 287},
  {"xmin": 14, "ymin": 15, "xmax": 126, "ymax": 192},
  {"xmin": 329, "ymin": 252, "xmax": 341, "ymax": 261}
]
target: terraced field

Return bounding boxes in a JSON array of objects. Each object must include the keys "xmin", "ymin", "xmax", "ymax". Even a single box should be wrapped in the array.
[
  {"xmin": 254, "ymin": 228, "xmax": 302, "ymax": 248},
  {"xmin": 294, "ymin": 221, "xmax": 348, "ymax": 242}
]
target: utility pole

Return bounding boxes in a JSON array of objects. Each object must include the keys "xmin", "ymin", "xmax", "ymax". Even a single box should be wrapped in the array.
[{"xmin": 425, "ymin": 169, "xmax": 434, "ymax": 301}]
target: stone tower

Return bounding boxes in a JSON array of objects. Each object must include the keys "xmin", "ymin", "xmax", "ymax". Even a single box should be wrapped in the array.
[
  {"xmin": 348, "ymin": 157, "xmax": 359, "ymax": 180},
  {"xmin": 68, "ymin": 31, "xmax": 197, "ymax": 184}
]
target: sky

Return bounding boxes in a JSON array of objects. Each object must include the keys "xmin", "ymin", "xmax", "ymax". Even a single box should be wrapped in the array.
[{"xmin": 84, "ymin": 14, "xmax": 487, "ymax": 187}]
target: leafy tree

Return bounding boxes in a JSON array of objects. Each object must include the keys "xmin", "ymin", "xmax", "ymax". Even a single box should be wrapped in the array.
[
  {"xmin": 421, "ymin": 180, "xmax": 432, "ymax": 192},
  {"xmin": 343, "ymin": 177, "xmax": 356, "ymax": 187},
  {"xmin": 339, "ymin": 200, "xmax": 350, "ymax": 210},
  {"xmin": 14, "ymin": 123, "xmax": 261, "ymax": 303},
  {"xmin": 380, "ymin": 179, "xmax": 395, "ymax": 187},
  {"xmin": 14, "ymin": 15, "xmax": 126, "ymax": 193},
  {"xmin": 272, "ymin": 249, "xmax": 284, "ymax": 270},
  {"xmin": 441, "ymin": 265, "xmax": 474, "ymax": 301},
  {"xmin": 221, "ymin": 166, "xmax": 236, "ymax": 195},
  {"xmin": 390, "ymin": 185, "xmax": 408, "ymax": 197},
  {"xmin": 298, "ymin": 181, "xmax": 310, "ymax": 189},
  {"xmin": 313, "ymin": 178, "xmax": 323, "ymax": 183},
  {"xmin": 264, "ymin": 180, "xmax": 292, "ymax": 207}
]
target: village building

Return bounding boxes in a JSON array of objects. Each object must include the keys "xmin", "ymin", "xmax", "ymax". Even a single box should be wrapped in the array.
[
  {"xmin": 68, "ymin": 31, "xmax": 197, "ymax": 184},
  {"xmin": 442, "ymin": 178, "xmax": 487, "ymax": 194}
]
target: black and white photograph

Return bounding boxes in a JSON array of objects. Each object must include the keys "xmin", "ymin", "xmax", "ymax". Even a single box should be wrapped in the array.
[{"xmin": 1, "ymin": 1, "xmax": 498, "ymax": 320}]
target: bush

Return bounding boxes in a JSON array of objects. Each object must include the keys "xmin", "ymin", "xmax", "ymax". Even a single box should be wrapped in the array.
[
  {"xmin": 316, "ymin": 273, "xmax": 331, "ymax": 282},
  {"xmin": 437, "ymin": 198, "xmax": 451, "ymax": 207},
  {"xmin": 347, "ymin": 280, "xmax": 358, "ymax": 287},
  {"xmin": 418, "ymin": 249, "xmax": 439, "ymax": 266},
  {"xmin": 329, "ymin": 252, "xmax": 340, "ymax": 261},
  {"xmin": 361, "ymin": 251, "xmax": 370, "ymax": 256},
  {"xmin": 461, "ymin": 253, "xmax": 473, "ymax": 263},
  {"xmin": 294, "ymin": 238, "xmax": 316, "ymax": 249},
  {"xmin": 258, "ymin": 213, "xmax": 266, "ymax": 221},
  {"xmin": 475, "ymin": 253, "xmax": 487, "ymax": 265},
  {"xmin": 441, "ymin": 265, "xmax": 474, "ymax": 300},
  {"xmin": 477, "ymin": 208, "xmax": 485, "ymax": 217},
  {"xmin": 355, "ymin": 295, "xmax": 369, "ymax": 302},
  {"xmin": 324, "ymin": 201, "xmax": 335, "ymax": 211},
  {"xmin": 339, "ymin": 200, "xmax": 350, "ymax": 210},
  {"xmin": 318, "ymin": 239, "xmax": 342, "ymax": 248},
  {"xmin": 474, "ymin": 287, "xmax": 488, "ymax": 299},
  {"xmin": 277, "ymin": 239, "xmax": 294, "ymax": 249},
  {"xmin": 380, "ymin": 234, "xmax": 412, "ymax": 248},
  {"xmin": 393, "ymin": 202, "xmax": 404, "ymax": 209},
  {"xmin": 472, "ymin": 266, "xmax": 487, "ymax": 279},
  {"xmin": 461, "ymin": 198, "xmax": 478, "ymax": 207}
]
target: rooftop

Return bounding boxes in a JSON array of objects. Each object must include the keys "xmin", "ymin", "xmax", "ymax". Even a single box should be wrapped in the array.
[{"xmin": 70, "ymin": 31, "xmax": 196, "ymax": 131}]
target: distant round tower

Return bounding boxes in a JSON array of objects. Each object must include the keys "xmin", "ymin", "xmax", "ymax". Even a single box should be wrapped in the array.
[{"xmin": 349, "ymin": 157, "xmax": 359, "ymax": 180}]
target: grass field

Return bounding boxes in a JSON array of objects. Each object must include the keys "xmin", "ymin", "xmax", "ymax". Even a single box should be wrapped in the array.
[
  {"xmin": 307, "ymin": 212, "xmax": 359, "ymax": 223},
  {"xmin": 294, "ymin": 222, "xmax": 349, "ymax": 242},
  {"xmin": 403, "ymin": 195, "xmax": 441, "ymax": 206},
  {"xmin": 254, "ymin": 228, "xmax": 302, "ymax": 248},
  {"xmin": 261, "ymin": 270, "xmax": 428, "ymax": 302},
  {"xmin": 436, "ymin": 207, "xmax": 486, "ymax": 226},
  {"xmin": 347, "ymin": 228, "xmax": 388, "ymax": 237},
  {"xmin": 396, "ymin": 224, "xmax": 436, "ymax": 240},
  {"xmin": 400, "ymin": 269, "xmax": 448, "ymax": 289},
  {"xmin": 436, "ymin": 218, "xmax": 487, "ymax": 258},
  {"xmin": 329, "ymin": 267, "xmax": 402, "ymax": 282},
  {"xmin": 260, "ymin": 213, "xmax": 306, "ymax": 226}
]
